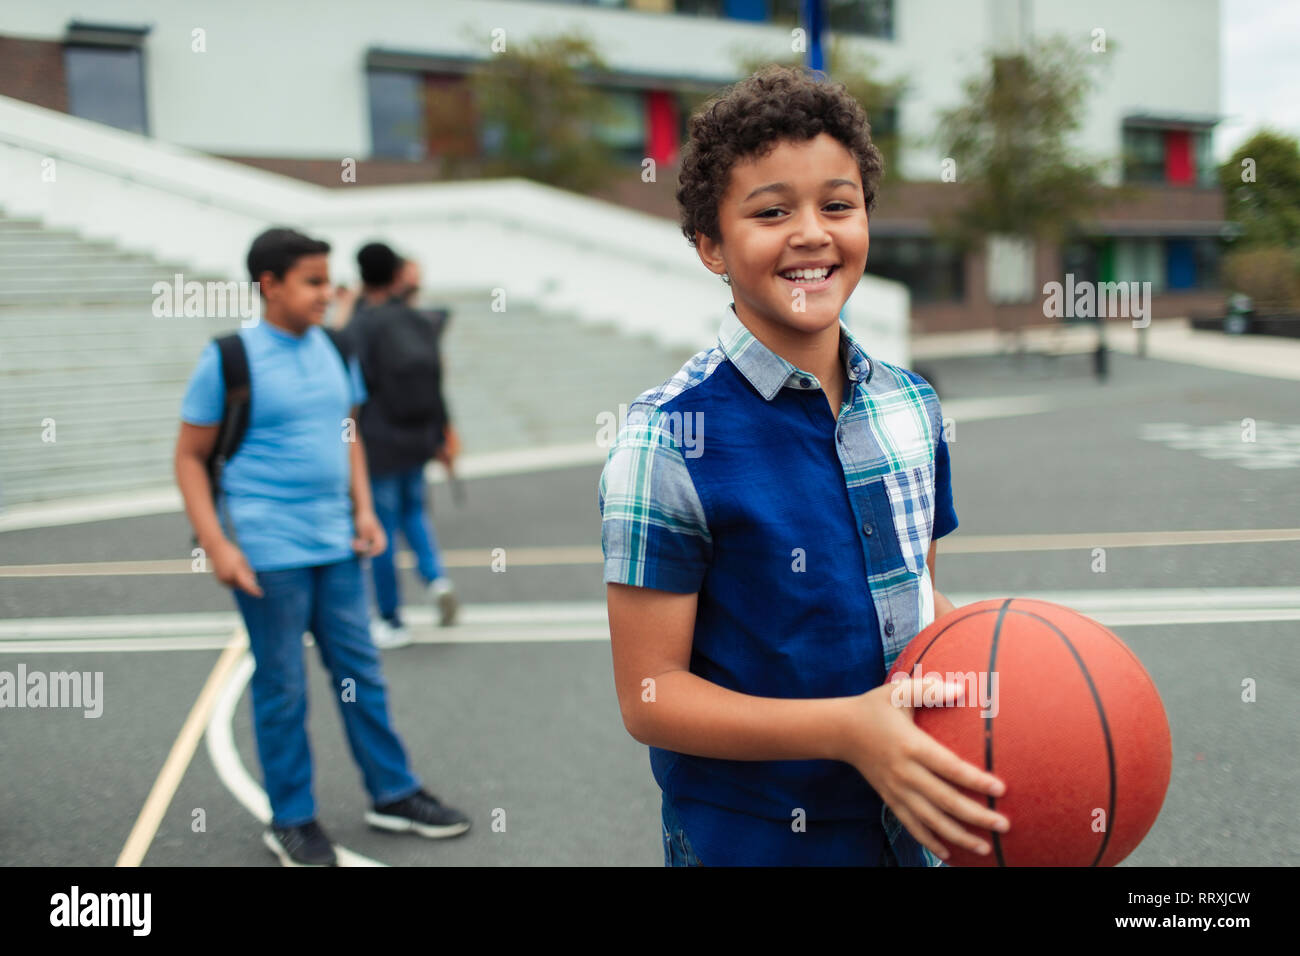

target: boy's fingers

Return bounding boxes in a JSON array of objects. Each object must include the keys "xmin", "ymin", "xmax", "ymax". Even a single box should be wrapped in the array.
[
  {"xmin": 890, "ymin": 803, "xmax": 949, "ymax": 861},
  {"xmin": 238, "ymin": 567, "xmax": 263, "ymax": 597},
  {"xmin": 908, "ymin": 789, "xmax": 992, "ymax": 857},
  {"xmin": 916, "ymin": 739, "xmax": 1010, "ymax": 829},
  {"xmin": 910, "ymin": 767, "xmax": 1007, "ymax": 850},
  {"xmin": 893, "ymin": 676, "xmax": 964, "ymax": 709}
]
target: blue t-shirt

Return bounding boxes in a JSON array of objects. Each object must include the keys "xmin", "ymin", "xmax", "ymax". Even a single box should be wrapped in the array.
[
  {"xmin": 180, "ymin": 320, "xmax": 368, "ymax": 572},
  {"xmin": 600, "ymin": 306, "xmax": 958, "ymax": 866}
]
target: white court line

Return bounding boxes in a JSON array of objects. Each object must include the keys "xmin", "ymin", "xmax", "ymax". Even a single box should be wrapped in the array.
[
  {"xmin": 205, "ymin": 641, "xmax": 384, "ymax": 868},
  {"xmin": 7, "ymin": 530, "xmax": 1300, "ymax": 581},
  {"xmin": 4, "ymin": 591, "xmax": 1300, "ymax": 656}
]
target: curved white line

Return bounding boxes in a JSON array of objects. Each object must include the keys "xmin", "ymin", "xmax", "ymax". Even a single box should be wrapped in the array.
[{"xmin": 204, "ymin": 640, "xmax": 386, "ymax": 867}]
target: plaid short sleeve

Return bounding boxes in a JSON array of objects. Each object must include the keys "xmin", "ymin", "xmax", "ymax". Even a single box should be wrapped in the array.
[{"xmin": 598, "ymin": 402, "xmax": 712, "ymax": 594}]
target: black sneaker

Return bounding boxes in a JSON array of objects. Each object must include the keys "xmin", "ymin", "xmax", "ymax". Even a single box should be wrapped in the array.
[
  {"xmin": 262, "ymin": 820, "xmax": 338, "ymax": 867},
  {"xmin": 365, "ymin": 789, "xmax": 471, "ymax": 839}
]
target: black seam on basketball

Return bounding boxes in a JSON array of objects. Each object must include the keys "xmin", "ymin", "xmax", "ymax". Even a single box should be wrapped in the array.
[
  {"xmin": 987, "ymin": 599, "xmax": 1012, "ymax": 867},
  {"xmin": 911, "ymin": 606, "xmax": 999, "ymax": 670},
  {"xmin": 1009, "ymin": 607, "xmax": 1118, "ymax": 868}
]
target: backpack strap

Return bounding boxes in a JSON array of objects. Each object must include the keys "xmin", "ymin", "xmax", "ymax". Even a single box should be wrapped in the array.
[
  {"xmin": 322, "ymin": 326, "xmax": 352, "ymax": 367},
  {"xmin": 207, "ymin": 334, "xmax": 252, "ymax": 498}
]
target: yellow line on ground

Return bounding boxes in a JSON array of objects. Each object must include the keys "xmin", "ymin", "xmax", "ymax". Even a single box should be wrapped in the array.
[
  {"xmin": 115, "ymin": 628, "xmax": 248, "ymax": 867},
  {"xmin": 3, "ymin": 531, "xmax": 1299, "ymax": 579}
]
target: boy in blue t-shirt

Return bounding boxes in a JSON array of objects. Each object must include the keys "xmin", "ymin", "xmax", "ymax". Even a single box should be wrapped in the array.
[
  {"xmin": 175, "ymin": 227, "xmax": 469, "ymax": 866},
  {"xmin": 599, "ymin": 67, "xmax": 1012, "ymax": 866}
]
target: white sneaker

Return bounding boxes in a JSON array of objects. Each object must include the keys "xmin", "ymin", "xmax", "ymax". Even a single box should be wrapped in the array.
[
  {"xmin": 371, "ymin": 617, "xmax": 412, "ymax": 649},
  {"xmin": 428, "ymin": 577, "xmax": 459, "ymax": 627}
]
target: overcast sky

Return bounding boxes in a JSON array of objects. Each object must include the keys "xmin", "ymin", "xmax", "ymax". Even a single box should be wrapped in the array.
[{"xmin": 1217, "ymin": 0, "xmax": 1300, "ymax": 159}]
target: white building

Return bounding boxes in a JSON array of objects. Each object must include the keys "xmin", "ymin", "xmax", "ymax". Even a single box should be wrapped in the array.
[{"xmin": 0, "ymin": 0, "xmax": 1227, "ymax": 330}]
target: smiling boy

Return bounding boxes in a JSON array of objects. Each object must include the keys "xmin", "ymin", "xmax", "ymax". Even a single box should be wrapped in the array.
[{"xmin": 599, "ymin": 67, "xmax": 1010, "ymax": 866}]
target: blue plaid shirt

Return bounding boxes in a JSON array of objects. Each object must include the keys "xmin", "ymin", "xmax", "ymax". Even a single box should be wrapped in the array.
[{"xmin": 599, "ymin": 304, "xmax": 958, "ymax": 866}]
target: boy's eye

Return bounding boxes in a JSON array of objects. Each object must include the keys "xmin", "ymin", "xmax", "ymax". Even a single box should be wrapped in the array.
[{"xmin": 756, "ymin": 202, "xmax": 854, "ymax": 218}]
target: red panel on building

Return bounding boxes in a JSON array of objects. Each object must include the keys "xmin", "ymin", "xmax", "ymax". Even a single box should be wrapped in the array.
[
  {"xmin": 646, "ymin": 90, "xmax": 679, "ymax": 166},
  {"xmin": 1164, "ymin": 129, "xmax": 1194, "ymax": 184}
]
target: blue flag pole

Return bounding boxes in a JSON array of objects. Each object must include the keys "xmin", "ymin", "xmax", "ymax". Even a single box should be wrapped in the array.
[{"xmin": 802, "ymin": 0, "xmax": 827, "ymax": 75}]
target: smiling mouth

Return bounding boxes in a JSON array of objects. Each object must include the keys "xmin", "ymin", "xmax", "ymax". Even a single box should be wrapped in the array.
[{"xmin": 778, "ymin": 265, "xmax": 839, "ymax": 287}]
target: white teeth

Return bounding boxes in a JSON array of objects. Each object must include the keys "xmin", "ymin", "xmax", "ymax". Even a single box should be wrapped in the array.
[{"xmin": 780, "ymin": 267, "xmax": 832, "ymax": 281}]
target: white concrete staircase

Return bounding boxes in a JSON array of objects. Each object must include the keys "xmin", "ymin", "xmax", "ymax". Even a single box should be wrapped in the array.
[
  {"xmin": 0, "ymin": 211, "xmax": 702, "ymax": 510},
  {"xmin": 0, "ymin": 212, "xmax": 239, "ymax": 506}
]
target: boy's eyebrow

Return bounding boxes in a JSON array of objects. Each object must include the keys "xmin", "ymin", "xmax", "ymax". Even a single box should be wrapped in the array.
[{"xmin": 742, "ymin": 178, "xmax": 858, "ymax": 202}]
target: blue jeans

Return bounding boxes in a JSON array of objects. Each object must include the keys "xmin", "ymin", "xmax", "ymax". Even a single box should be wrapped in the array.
[
  {"xmin": 661, "ymin": 795, "xmax": 704, "ymax": 866},
  {"xmin": 369, "ymin": 466, "xmax": 444, "ymax": 625},
  {"xmin": 233, "ymin": 556, "xmax": 422, "ymax": 827}
]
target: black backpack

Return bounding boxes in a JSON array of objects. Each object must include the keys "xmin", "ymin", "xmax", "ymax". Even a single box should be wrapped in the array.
[
  {"xmin": 366, "ymin": 307, "xmax": 447, "ymax": 425},
  {"xmin": 204, "ymin": 327, "xmax": 352, "ymax": 509}
]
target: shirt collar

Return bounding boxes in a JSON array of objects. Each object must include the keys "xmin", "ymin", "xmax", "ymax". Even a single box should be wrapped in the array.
[{"xmin": 718, "ymin": 303, "xmax": 873, "ymax": 402}]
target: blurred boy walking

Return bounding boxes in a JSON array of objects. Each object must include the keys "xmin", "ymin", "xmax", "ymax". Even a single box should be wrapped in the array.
[
  {"xmin": 345, "ymin": 242, "xmax": 460, "ymax": 648},
  {"xmin": 174, "ymin": 227, "xmax": 469, "ymax": 866}
]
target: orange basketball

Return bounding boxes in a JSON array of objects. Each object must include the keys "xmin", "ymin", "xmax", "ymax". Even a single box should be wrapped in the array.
[{"xmin": 886, "ymin": 598, "xmax": 1172, "ymax": 867}]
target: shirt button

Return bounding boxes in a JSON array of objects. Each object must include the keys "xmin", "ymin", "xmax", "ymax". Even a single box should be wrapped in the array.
[
  {"xmin": 885, "ymin": 620, "xmax": 895, "ymax": 636},
  {"xmin": 799, "ymin": 377, "xmax": 812, "ymax": 388},
  {"xmin": 861, "ymin": 521, "xmax": 873, "ymax": 536}
]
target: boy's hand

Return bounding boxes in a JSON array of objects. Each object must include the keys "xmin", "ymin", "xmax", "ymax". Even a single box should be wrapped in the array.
[
  {"xmin": 209, "ymin": 540, "xmax": 263, "ymax": 597},
  {"xmin": 840, "ymin": 677, "xmax": 1010, "ymax": 861},
  {"xmin": 435, "ymin": 424, "xmax": 461, "ymax": 467},
  {"xmin": 353, "ymin": 509, "xmax": 387, "ymax": 557}
]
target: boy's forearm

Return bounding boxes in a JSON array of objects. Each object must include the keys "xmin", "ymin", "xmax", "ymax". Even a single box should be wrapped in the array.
[
  {"xmin": 175, "ymin": 452, "xmax": 228, "ymax": 551},
  {"xmin": 348, "ymin": 430, "xmax": 375, "ymax": 515},
  {"xmin": 629, "ymin": 669, "xmax": 856, "ymax": 763},
  {"xmin": 934, "ymin": 588, "xmax": 958, "ymax": 619}
]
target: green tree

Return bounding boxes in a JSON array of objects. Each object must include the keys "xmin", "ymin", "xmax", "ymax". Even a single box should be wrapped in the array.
[
  {"xmin": 1218, "ymin": 129, "xmax": 1300, "ymax": 250},
  {"xmin": 1218, "ymin": 129, "xmax": 1300, "ymax": 309},
  {"xmin": 435, "ymin": 31, "xmax": 622, "ymax": 193},
  {"xmin": 930, "ymin": 35, "xmax": 1117, "ymax": 253}
]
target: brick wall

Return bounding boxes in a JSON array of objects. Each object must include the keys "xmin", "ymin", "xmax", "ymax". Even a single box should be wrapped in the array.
[{"xmin": 0, "ymin": 36, "xmax": 68, "ymax": 113}]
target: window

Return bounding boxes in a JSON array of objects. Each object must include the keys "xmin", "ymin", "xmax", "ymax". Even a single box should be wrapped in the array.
[
  {"xmin": 591, "ymin": 89, "xmax": 646, "ymax": 164},
  {"xmin": 367, "ymin": 70, "xmax": 426, "ymax": 160},
  {"xmin": 1122, "ymin": 126, "xmax": 1165, "ymax": 184},
  {"xmin": 674, "ymin": 0, "xmax": 725, "ymax": 14},
  {"xmin": 1061, "ymin": 239, "xmax": 1101, "ymax": 288},
  {"xmin": 1194, "ymin": 130, "xmax": 1216, "ymax": 187},
  {"xmin": 64, "ymin": 45, "xmax": 147, "ymax": 134},
  {"xmin": 1112, "ymin": 238, "xmax": 1166, "ymax": 294},
  {"xmin": 1193, "ymin": 237, "xmax": 1221, "ymax": 289},
  {"xmin": 770, "ymin": 0, "xmax": 892, "ymax": 37},
  {"xmin": 865, "ymin": 238, "xmax": 965, "ymax": 303}
]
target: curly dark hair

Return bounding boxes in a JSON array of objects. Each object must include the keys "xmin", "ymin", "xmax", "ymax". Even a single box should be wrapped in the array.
[{"xmin": 676, "ymin": 65, "xmax": 884, "ymax": 249}]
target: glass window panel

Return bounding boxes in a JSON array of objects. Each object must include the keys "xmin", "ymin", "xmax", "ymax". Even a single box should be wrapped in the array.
[
  {"xmin": 591, "ymin": 89, "xmax": 646, "ymax": 163},
  {"xmin": 64, "ymin": 45, "xmax": 147, "ymax": 135},
  {"xmin": 367, "ymin": 70, "xmax": 425, "ymax": 160}
]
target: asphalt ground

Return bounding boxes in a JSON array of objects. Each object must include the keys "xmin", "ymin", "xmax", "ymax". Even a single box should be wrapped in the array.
[{"xmin": 1, "ymin": 347, "xmax": 1297, "ymax": 866}]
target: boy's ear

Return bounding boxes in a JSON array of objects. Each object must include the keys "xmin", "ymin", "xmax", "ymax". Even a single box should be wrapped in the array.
[{"xmin": 695, "ymin": 232, "xmax": 727, "ymax": 279}]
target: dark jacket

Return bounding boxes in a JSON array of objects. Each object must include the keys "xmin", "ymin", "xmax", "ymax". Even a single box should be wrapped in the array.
[{"xmin": 345, "ymin": 297, "xmax": 451, "ymax": 478}]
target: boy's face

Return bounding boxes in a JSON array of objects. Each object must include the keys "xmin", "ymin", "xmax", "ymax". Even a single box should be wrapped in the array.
[
  {"xmin": 696, "ymin": 132, "xmax": 869, "ymax": 340},
  {"xmin": 259, "ymin": 253, "xmax": 332, "ymax": 331}
]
